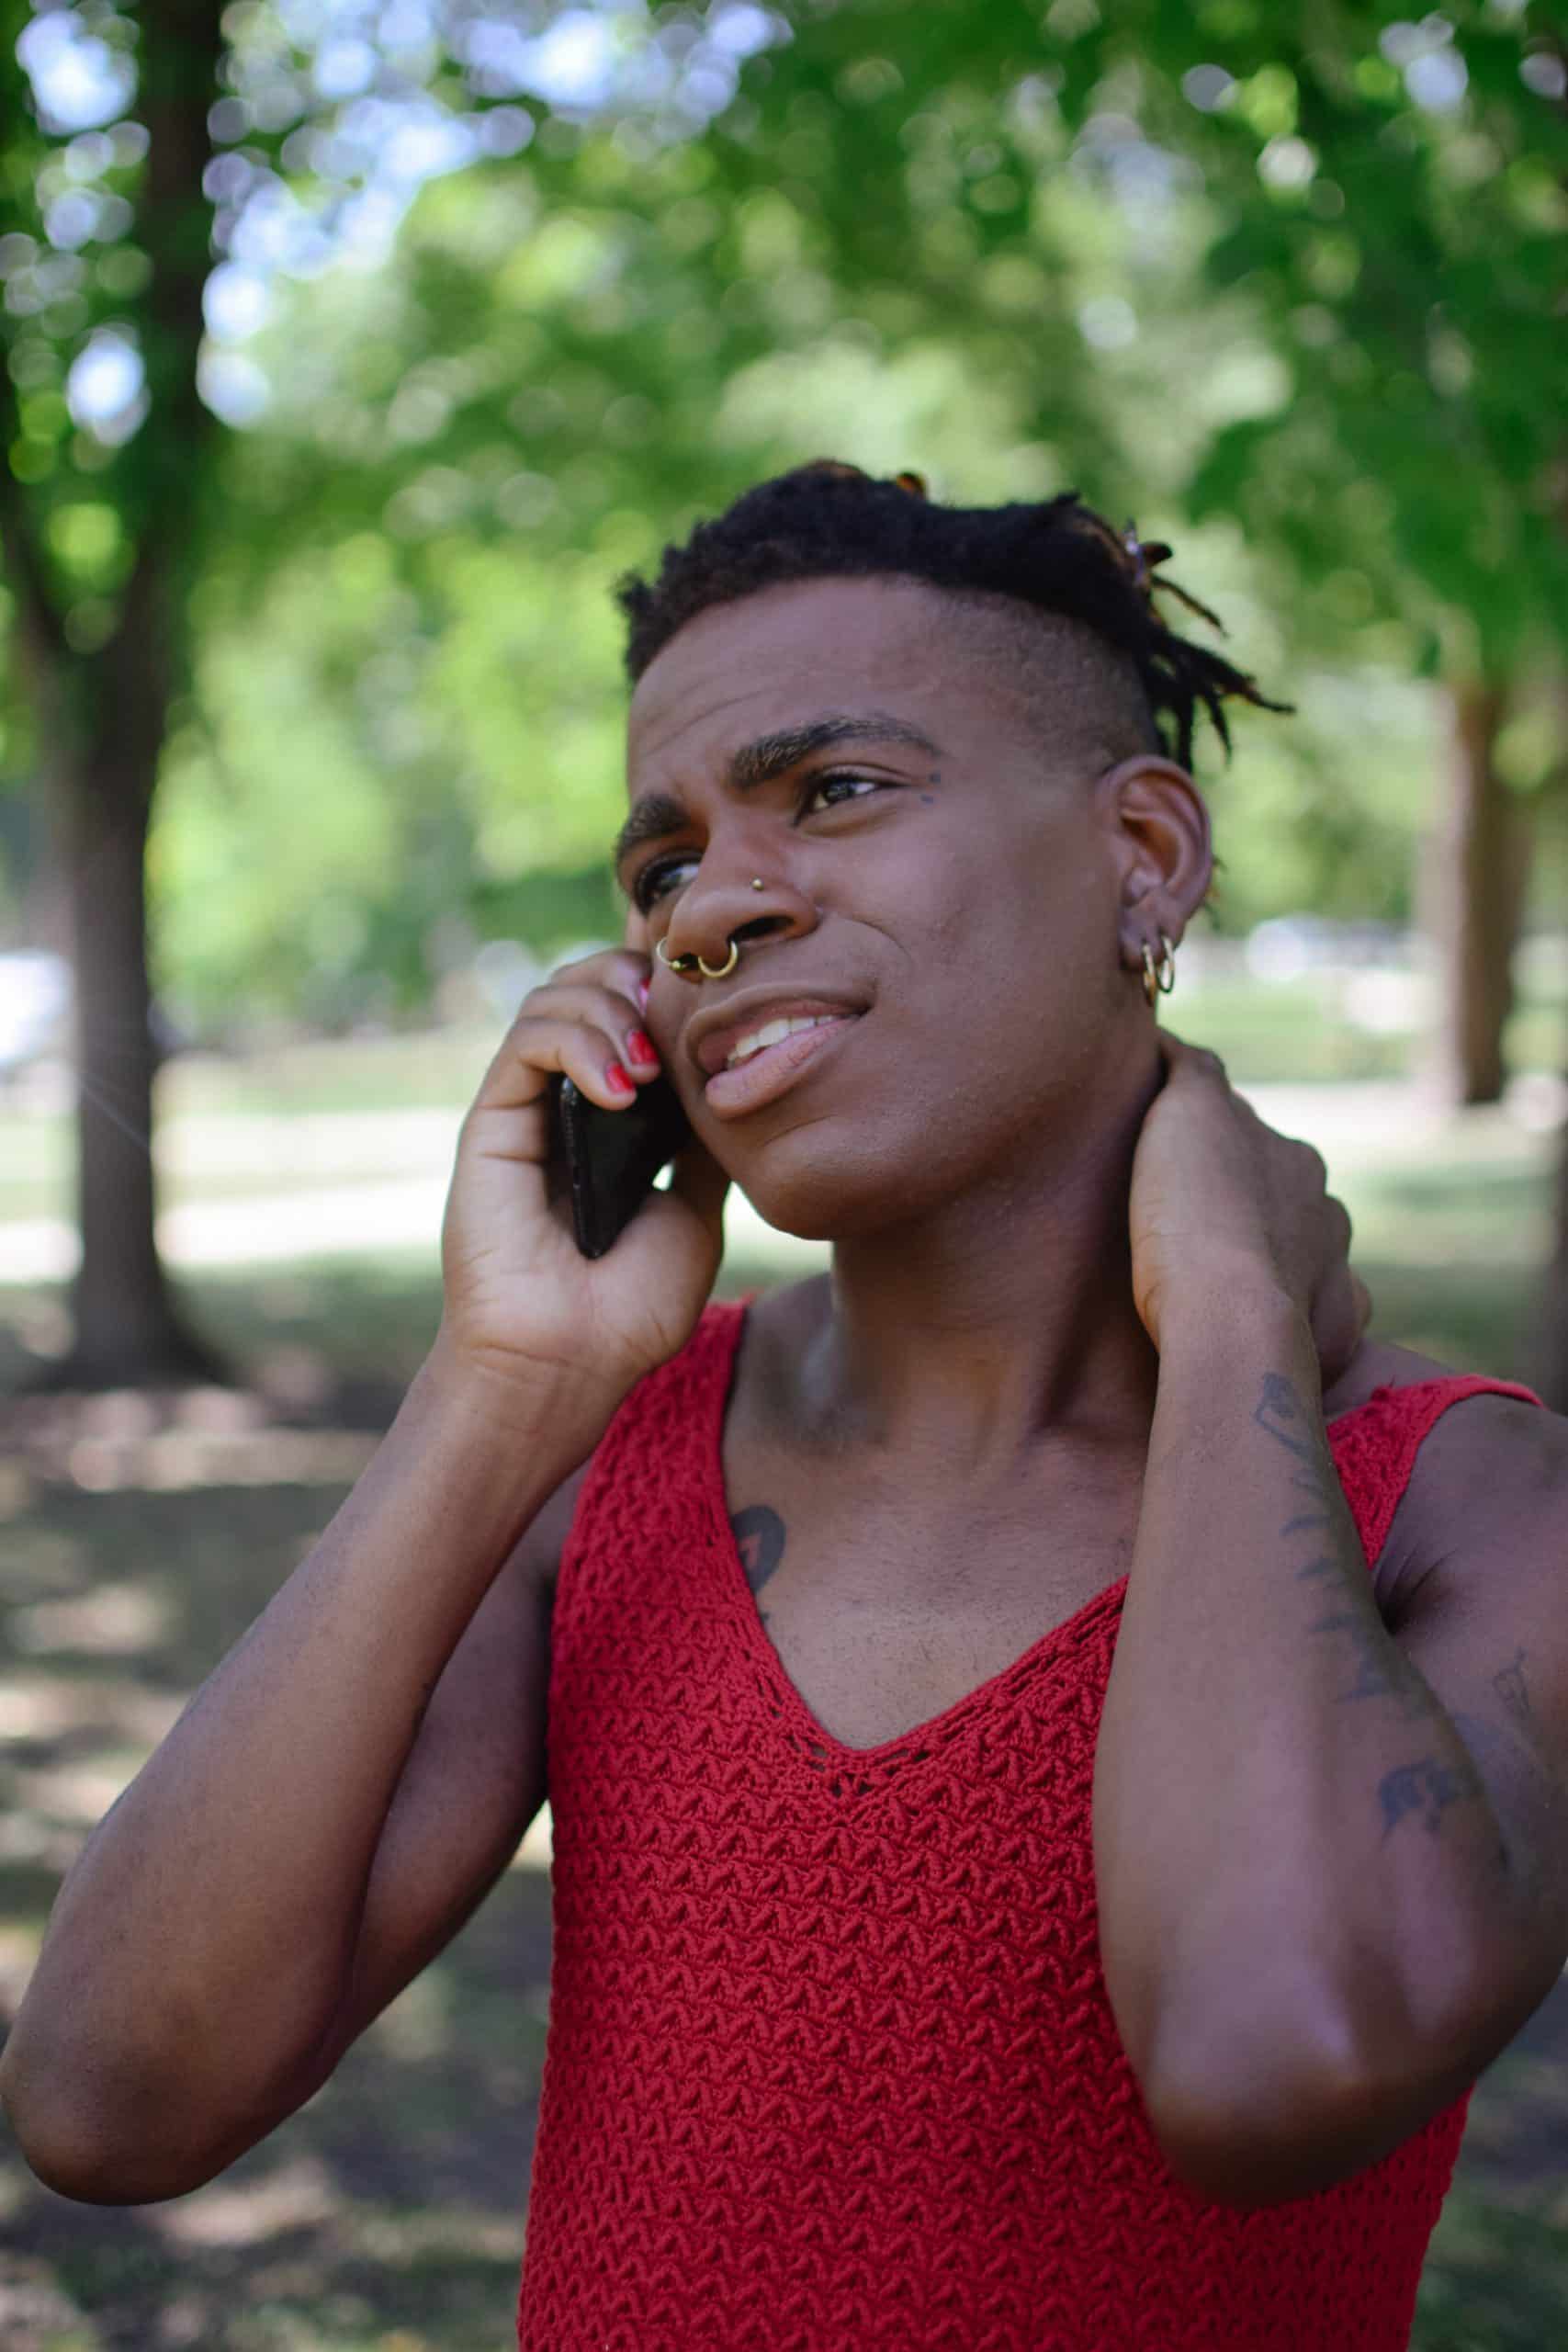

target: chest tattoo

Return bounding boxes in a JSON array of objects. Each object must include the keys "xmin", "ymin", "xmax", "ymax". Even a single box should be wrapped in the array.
[{"xmin": 730, "ymin": 1504, "xmax": 786, "ymax": 1599}]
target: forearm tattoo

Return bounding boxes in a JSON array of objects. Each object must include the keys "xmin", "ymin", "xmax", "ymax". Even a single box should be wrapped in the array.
[{"xmin": 1252, "ymin": 1370, "xmax": 1488, "ymax": 1844}]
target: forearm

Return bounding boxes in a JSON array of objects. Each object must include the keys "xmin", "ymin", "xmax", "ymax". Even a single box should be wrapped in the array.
[
  {"xmin": 3, "ymin": 1345, "xmax": 591, "ymax": 2168},
  {"xmin": 1095, "ymin": 1282, "xmax": 1510, "ymax": 2164}
]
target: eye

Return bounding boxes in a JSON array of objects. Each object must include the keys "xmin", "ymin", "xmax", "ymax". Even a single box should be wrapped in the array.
[
  {"xmin": 632, "ymin": 854, "xmax": 700, "ymax": 914},
  {"xmin": 803, "ymin": 771, "xmax": 883, "ymax": 814}
]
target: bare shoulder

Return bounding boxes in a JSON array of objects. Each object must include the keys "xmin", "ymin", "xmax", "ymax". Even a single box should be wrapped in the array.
[
  {"xmin": 1319, "ymin": 1332, "xmax": 1562, "ymax": 1607},
  {"xmin": 1362, "ymin": 1347, "xmax": 1567, "ymax": 1613},
  {"xmin": 1321, "ymin": 1333, "xmax": 1458, "ymax": 1418}
]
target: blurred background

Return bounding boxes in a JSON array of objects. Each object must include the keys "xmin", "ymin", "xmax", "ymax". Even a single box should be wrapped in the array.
[{"xmin": 4, "ymin": 2, "xmax": 1568, "ymax": 2344}]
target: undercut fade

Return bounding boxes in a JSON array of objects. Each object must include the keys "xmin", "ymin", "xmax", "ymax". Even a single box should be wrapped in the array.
[{"xmin": 617, "ymin": 460, "xmax": 1288, "ymax": 770}]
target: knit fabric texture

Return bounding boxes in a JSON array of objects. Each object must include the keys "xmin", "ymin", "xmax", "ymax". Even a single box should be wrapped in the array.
[{"xmin": 517, "ymin": 1300, "xmax": 1542, "ymax": 2351}]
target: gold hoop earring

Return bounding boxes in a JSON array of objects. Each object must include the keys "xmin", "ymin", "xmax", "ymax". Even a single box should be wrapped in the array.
[{"xmin": 1141, "ymin": 930, "xmax": 1177, "ymax": 1008}]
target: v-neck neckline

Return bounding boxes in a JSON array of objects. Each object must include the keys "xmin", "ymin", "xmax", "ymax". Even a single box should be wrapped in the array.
[{"xmin": 700, "ymin": 1299, "xmax": 1404, "ymax": 1783}]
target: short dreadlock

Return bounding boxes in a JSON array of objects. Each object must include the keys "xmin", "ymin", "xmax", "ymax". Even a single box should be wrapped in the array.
[{"xmin": 618, "ymin": 460, "xmax": 1286, "ymax": 771}]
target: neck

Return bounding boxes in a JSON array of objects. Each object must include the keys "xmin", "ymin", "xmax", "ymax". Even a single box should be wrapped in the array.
[{"xmin": 802, "ymin": 1048, "xmax": 1165, "ymax": 1480}]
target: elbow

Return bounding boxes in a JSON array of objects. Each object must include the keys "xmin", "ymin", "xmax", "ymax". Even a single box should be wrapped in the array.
[
  {"xmin": 1134, "ymin": 1996, "xmax": 1430, "ymax": 2210},
  {"xmin": 5, "ymin": 2097, "xmax": 251, "ymax": 2207},
  {"xmin": 2, "ymin": 2052, "xmax": 149, "ymax": 2204},
  {"xmin": 3, "ymin": 2065, "xmax": 213, "ymax": 2205},
  {"xmin": 1, "ymin": 2029, "xmax": 289, "ymax": 2207},
  {"xmin": 6, "ymin": 2114, "xmax": 168, "ymax": 2208}
]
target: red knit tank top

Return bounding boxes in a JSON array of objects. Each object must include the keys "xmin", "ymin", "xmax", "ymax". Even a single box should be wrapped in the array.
[{"xmin": 517, "ymin": 1301, "xmax": 1542, "ymax": 2350}]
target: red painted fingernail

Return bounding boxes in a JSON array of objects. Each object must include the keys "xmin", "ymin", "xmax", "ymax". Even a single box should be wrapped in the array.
[
  {"xmin": 604, "ymin": 1061, "xmax": 634, "ymax": 1094},
  {"xmin": 626, "ymin": 1028, "xmax": 660, "ymax": 1069}
]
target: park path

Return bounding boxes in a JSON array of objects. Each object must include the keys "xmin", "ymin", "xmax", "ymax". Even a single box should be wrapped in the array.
[{"xmin": 3, "ymin": 1075, "xmax": 1561, "ymax": 1283}]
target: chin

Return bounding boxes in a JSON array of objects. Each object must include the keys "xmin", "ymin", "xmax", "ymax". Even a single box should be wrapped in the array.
[{"xmin": 724, "ymin": 1119, "xmax": 971, "ymax": 1244}]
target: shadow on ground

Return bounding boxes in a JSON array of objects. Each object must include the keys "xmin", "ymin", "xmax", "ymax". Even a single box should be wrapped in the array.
[{"xmin": 2, "ymin": 1253, "xmax": 1566, "ymax": 2348}]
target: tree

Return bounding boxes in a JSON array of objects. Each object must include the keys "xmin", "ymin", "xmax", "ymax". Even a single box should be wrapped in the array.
[{"xmin": 2, "ymin": 0, "xmax": 225, "ymax": 1383}]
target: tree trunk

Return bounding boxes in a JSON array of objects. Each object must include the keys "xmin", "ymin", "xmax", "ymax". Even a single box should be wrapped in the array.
[
  {"xmin": 1419, "ymin": 678, "xmax": 1532, "ymax": 1106},
  {"xmin": 15, "ymin": 0, "xmax": 230, "ymax": 1387},
  {"xmin": 54, "ymin": 745, "xmax": 221, "ymax": 1387},
  {"xmin": 39, "ymin": 547, "xmax": 225, "ymax": 1389}
]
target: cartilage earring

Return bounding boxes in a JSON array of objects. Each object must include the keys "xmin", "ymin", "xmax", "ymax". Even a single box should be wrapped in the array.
[{"xmin": 1141, "ymin": 931, "xmax": 1177, "ymax": 1007}]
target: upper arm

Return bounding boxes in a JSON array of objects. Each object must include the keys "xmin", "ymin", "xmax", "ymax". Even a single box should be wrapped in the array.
[
  {"xmin": 305, "ymin": 1460, "xmax": 587, "ymax": 2076},
  {"xmin": 1385, "ymin": 1395, "xmax": 1568, "ymax": 2060}
]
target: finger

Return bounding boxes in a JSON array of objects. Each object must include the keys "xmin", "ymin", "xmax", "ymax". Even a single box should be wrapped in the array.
[
  {"xmin": 1156, "ymin": 1031, "xmax": 1227, "ymax": 1084},
  {"xmin": 472, "ymin": 1012, "xmax": 643, "ymax": 1120},
  {"xmin": 1312, "ymin": 1268, "xmax": 1364, "ymax": 1390},
  {"xmin": 665, "ymin": 1136, "xmax": 731, "ymax": 1250},
  {"xmin": 521, "ymin": 970, "xmax": 653, "ymax": 1047},
  {"xmin": 495, "ymin": 986, "xmax": 662, "ymax": 1101},
  {"xmin": 537, "ymin": 946, "xmax": 655, "ymax": 1033},
  {"xmin": 550, "ymin": 944, "xmax": 652, "ymax": 998},
  {"xmin": 610, "ymin": 1140, "xmax": 730, "ymax": 1283}
]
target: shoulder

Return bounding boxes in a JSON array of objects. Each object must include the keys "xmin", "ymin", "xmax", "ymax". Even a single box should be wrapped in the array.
[
  {"xmin": 1321, "ymin": 1334, "xmax": 1458, "ymax": 1418},
  {"xmin": 1333, "ymin": 1337, "xmax": 1568, "ymax": 1612}
]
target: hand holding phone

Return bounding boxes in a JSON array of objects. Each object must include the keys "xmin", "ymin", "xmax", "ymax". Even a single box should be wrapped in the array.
[
  {"xmin": 437, "ymin": 946, "xmax": 727, "ymax": 1425},
  {"xmin": 553, "ymin": 1069, "xmax": 693, "ymax": 1258}
]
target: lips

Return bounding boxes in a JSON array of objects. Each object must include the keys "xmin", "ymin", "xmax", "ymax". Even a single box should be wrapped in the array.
[
  {"xmin": 686, "ymin": 989, "xmax": 868, "ymax": 1079},
  {"xmin": 700, "ymin": 1012, "xmax": 857, "ymax": 1119},
  {"xmin": 682, "ymin": 984, "xmax": 867, "ymax": 1122}
]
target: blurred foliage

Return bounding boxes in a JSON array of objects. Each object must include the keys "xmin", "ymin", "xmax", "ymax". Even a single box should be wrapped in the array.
[{"xmin": 3, "ymin": 0, "xmax": 1567, "ymax": 1026}]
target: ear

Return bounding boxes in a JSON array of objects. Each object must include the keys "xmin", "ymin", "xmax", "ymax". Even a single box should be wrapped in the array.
[{"xmin": 1095, "ymin": 754, "xmax": 1213, "ymax": 960}]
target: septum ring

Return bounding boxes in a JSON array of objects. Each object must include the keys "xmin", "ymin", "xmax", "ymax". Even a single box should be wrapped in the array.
[{"xmin": 657, "ymin": 935, "xmax": 740, "ymax": 982}]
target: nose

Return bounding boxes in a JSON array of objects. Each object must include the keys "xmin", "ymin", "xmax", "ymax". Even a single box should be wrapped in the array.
[{"xmin": 659, "ymin": 862, "xmax": 816, "ymax": 979}]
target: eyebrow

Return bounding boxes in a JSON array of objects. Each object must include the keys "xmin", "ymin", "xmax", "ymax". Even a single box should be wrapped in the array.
[{"xmin": 612, "ymin": 711, "xmax": 943, "ymax": 878}]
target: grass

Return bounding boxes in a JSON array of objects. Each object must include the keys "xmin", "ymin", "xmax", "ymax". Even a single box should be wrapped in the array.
[{"xmin": 2, "ymin": 1005, "xmax": 1567, "ymax": 2346}]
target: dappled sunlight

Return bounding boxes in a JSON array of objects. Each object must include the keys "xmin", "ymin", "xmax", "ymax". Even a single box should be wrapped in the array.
[
  {"xmin": 152, "ymin": 2158, "xmax": 340, "ymax": 2251},
  {"xmin": 3, "ymin": 1386, "xmax": 386, "ymax": 1498},
  {"xmin": 0, "ymin": 1672, "xmax": 182, "ymax": 1746},
  {"xmin": 12, "ymin": 1756, "xmax": 141, "ymax": 1828},
  {"xmin": 13, "ymin": 1582, "xmax": 169, "ymax": 1656}
]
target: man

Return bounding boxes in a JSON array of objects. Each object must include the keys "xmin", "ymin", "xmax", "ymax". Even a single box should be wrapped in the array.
[{"xmin": 6, "ymin": 464, "xmax": 1567, "ymax": 2351}]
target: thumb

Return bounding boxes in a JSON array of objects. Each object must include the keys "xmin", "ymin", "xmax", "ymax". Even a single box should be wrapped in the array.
[{"xmin": 665, "ymin": 1136, "xmax": 730, "ymax": 1253}]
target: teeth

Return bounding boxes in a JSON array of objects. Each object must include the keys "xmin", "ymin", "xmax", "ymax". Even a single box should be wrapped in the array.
[{"xmin": 725, "ymin": 1014, "xmax": 839, "ymax": 1070}]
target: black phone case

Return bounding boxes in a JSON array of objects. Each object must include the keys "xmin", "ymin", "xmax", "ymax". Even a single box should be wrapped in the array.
[{"xmin": 553, "ymin": 1074, "xmax": 693, "ymax": 1259}]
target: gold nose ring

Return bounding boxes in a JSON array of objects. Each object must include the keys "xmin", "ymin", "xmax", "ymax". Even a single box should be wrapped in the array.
[{"xmin": 656, "ymin": 936, "xmax": 740, "ymax": 982}]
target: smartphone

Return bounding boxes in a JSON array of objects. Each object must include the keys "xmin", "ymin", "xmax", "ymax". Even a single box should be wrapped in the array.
[{"xmin": 552, "ymin": 1072, "xmax": 693, "ymax": 1259}]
